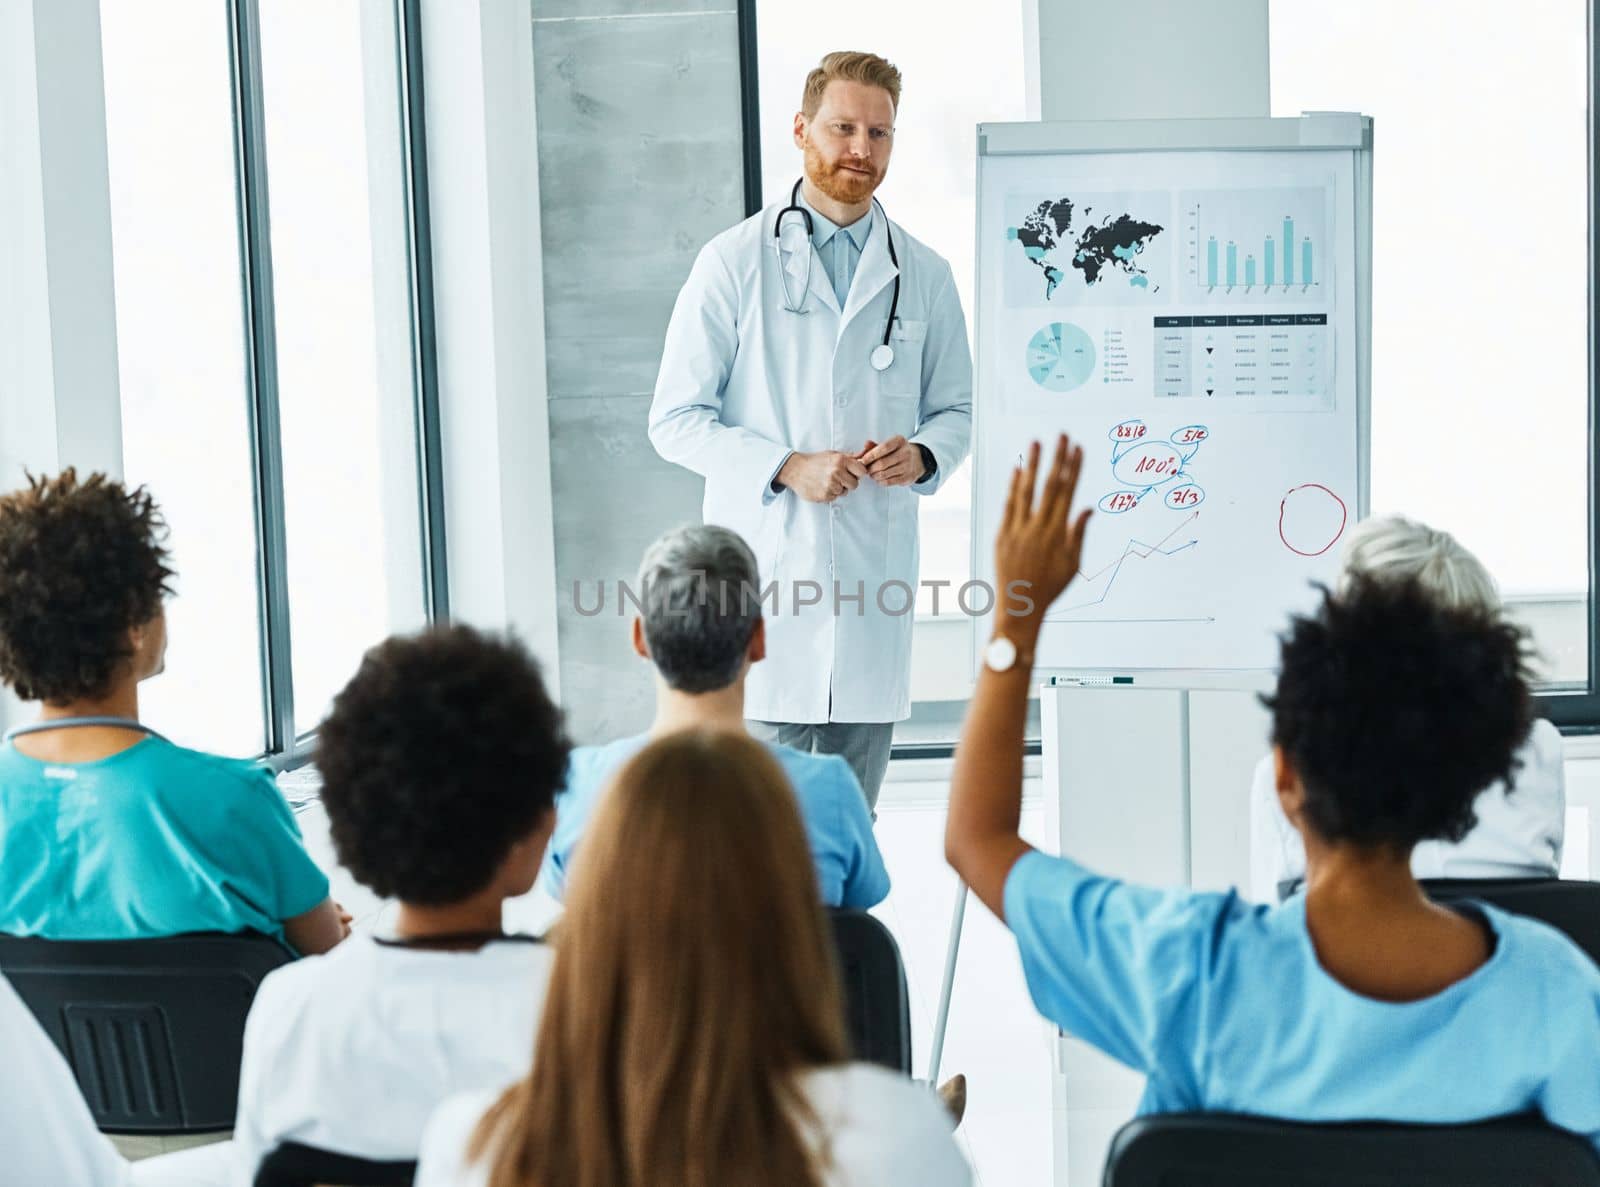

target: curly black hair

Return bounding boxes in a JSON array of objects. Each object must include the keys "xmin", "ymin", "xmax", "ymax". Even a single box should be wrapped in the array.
[
  {"xmin": 1264, "ymin": 576, "xmax": 1534, "ymax": 852},
  {"xmin": 0, "ymin": 469, "xmax": 173, "ymax": 704},
  {"xmin": 315, "ymin": 624, "xmax": 571, "ymax": 906}
]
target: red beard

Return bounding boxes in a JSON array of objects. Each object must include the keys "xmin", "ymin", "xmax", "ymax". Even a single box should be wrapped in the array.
[{"xmin": 803, "ymin": 139, "xmax": 881, "ymax": 204}]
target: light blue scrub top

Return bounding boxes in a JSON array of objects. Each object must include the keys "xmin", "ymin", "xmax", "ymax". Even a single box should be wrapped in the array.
[
  {"xmin": 0, "ymin": 736, "xmax": 329, "ymax": 945},
  {"xmin": 542, "ymin": 733, "xmax": 890, "ymax": 909},
  {"xmin": 1005, "ymin": 849, "xmax": 1600, "ymax": 1149}
]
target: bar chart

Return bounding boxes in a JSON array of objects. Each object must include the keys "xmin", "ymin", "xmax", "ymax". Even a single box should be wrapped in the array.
[{"xmin": 1180, "ymin": 186, "xmax": 1330, "ymax": 302}]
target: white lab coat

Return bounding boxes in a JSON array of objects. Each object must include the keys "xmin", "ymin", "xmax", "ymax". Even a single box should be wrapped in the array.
[
  {"xmin": 649, "ymin": 201, "xmax": 973, "ymax": 724},
  {"xmin": 1247, "ymin": 718, "xmax": 1567, "ymax": 902}
]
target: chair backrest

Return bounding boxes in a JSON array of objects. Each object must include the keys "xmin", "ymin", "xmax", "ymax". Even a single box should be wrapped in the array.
[
  {"xmin": 254, "ymin": 1142, "xmax": 416, "ymax": 1187},
  {"xmin": 828, "ymin": 909, "xmax": 912, "ymax": 1074},
  {"xmin": 0, "ymin": 931, "xmax": 292, "ymax": 1134},
  {"xmin": 1103, "ymin": 1113, "xmax": 1600, "ymax": 1187},
  {"xmin": 1422, "ymin": 878, "xmax": 1600, "ymax": 967}
]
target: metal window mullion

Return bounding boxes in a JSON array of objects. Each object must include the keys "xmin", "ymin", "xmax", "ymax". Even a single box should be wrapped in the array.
[
  {"xmin": 396, "ymin": 0, "xmax": 449, "ymax": 623},
  {"xmin": 1535, "ymin": 1, "xmax": 1600, "ymax": 733},
  {"xmin": 737, "ymin": 0, "xmax": 762, "ymax": 216},
  {"xmin": 227, "ymin": 0, "xmax": 297, "ymax": 758},
  {"xmin": 1551, "ymin": 0, "xmax": 1600, "ymax": 734},
  {"xmin": 1587, "ymin": 0, "xmax": 1600, "ymax": 723}
]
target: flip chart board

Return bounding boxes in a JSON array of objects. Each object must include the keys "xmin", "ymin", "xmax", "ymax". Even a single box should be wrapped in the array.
[{"xmin": 971, "ymin": 114, "xmax": 1373, "ymax": 681}]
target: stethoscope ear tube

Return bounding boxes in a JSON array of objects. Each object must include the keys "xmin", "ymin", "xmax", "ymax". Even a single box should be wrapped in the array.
[{"xmin": 773, "ymin": 177, "xmax": 901, "ymax": 371}]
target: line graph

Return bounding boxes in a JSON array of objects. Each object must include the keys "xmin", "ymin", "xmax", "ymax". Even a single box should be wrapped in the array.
[{"xmin": 1055, "ymin": 510, "xmax": 1201, "ymax": 617}]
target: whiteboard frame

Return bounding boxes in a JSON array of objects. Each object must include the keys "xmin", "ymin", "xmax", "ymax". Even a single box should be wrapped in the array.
[{"xmin": 970, "ymin": 112, "xmax": 1375, "ymax": 691}]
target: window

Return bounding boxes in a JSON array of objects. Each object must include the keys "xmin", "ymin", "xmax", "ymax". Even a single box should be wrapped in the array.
[
  {"xmin": 752, "ymin": 0, "xmax": 1031, "ymax": 615},
  {"xmin": 101, "ymin": 0, "xmax": 265, "ymax": 757},
  {"xmin": 99, "ymin": 0, "xmax": 442, "ymax": 761},
  {"xmin": 258, "ymin": 0, "xmax": 428, "ymax": 728},
  {"xmin": 1271, "ymin": 0, "xmax": 1598, "ymax": 721}
]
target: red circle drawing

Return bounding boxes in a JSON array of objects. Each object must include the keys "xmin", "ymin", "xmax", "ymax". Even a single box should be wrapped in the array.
[{"xmin": 1278, "ymin": 484, "xmax": 1348, "ymax": 557}]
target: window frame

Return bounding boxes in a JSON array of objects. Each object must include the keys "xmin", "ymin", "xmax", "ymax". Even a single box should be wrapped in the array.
[
  {"xmin": 1550, "ymin": 0, "xmax": 1600, "ymax": 734},
  {"xmin": 738, "ymin": 0, "xmax": 763, "ymax": 217},
  {"xmin": 225, "ymin": 0, "xmax": 447, "ymax": 770},
  {"xmin": 736, "ymin": 2, "xmax": 1600, "ymax": 735}
]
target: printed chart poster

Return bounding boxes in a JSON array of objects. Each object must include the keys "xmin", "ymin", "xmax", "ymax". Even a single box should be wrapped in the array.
[
  {"xmin": 1001, "ymin": 191, "xmax": 1173, "ymax": 307},
  {"xmin": 975, "ymin": 146, "xmax": 1361, "ymax": 674}
]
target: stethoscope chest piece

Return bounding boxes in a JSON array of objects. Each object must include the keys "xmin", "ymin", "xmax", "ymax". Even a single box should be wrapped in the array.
[{"xmin": 870, "ymin": 343, "xmax": 895, "ymax": 372}]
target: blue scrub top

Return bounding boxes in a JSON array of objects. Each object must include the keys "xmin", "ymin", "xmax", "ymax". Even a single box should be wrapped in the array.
[
  {"xmin": 0, "ymin": 736, "xmax": 329, "ymax": 944},
  {"xmin": 1005, "ymin": 849, "xmax": 1600, "ymax": 1149},
  {"xmin": 542, "ymin": 733, "xmax": 890, "ymax": 909}
]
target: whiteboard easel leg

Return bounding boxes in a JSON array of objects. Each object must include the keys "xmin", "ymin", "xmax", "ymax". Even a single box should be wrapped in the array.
[{"xmin": 926, "ymin": 880, "xmax": 968, "ymax": 1086}]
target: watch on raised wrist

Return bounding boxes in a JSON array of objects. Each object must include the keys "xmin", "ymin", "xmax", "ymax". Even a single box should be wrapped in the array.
[{"xmin": 983, "ymin": 632, "xmax": 1032, "ymax": 673}]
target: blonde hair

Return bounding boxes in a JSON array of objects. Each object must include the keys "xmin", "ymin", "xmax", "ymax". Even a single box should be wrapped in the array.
[
  {"xmin": 801, "ymin": 51, "xmax": 902, "ymax": 117},
  {"xmin": 1337, "ymin": 515, "xmax": 1500, "ymax": 613},
  {"xmin": 470, "ymin": 730, "xmax": 849, "ymax": 1187}
]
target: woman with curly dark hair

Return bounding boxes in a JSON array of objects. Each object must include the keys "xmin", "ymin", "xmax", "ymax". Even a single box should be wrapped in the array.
[
  {"xmin": 0, "ymin": 470, "xmax": 345, "ymax": 954},
  {"xmin": 231, "ymin": 624, "xmax": 570, "ymax": 1180},
  {"xmin": 946, "ymin": 437, "xmax": 1600, "ymax": 1151}
]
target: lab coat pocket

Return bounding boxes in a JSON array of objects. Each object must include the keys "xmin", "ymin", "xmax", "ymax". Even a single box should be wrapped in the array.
[{"xmin": 877, "ymin": 318, "xmax": 927, "ymax": 398}]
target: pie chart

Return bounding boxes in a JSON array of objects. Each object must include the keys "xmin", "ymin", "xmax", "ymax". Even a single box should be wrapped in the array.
[{"xmin": 1026, "ymin": 322, "xmax": 1096, "ymax": 392}]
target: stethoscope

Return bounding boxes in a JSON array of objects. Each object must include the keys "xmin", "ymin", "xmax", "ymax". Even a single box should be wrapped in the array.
[
  {"xmin": 773, "ymin": 178, "xmax": 900, "ymax": 372},
  {"xmin": 5, "ymin": 716, "xmax": 168, "ymax": 743}
]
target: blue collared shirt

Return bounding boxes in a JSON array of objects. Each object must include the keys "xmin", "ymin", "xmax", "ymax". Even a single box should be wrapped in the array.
[
  {"xmin": 542, "ymin": 733, "xmax": 890, "ymax": 909},
  {"xmin": 799, "ymin": 192, "xmax": 872, "ymax": 309}
]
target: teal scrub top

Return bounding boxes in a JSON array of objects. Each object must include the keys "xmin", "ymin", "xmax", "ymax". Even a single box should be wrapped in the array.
[
  {"xmin": 542, "ymin": 734, "xmax": 890, "ymax": 909},
  {"xmin": 1004, "ymin": 849, "xmax": 1600, "ymax": 1150},
  {"xmin": 0, "ymin": 735, "xmax": 329, "ymax": 944}
]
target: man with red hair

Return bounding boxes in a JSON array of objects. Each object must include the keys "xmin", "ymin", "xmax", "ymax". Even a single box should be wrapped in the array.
[{"xmin": 650, "ymin": 51, "xmax": 973, "ymax": 811}]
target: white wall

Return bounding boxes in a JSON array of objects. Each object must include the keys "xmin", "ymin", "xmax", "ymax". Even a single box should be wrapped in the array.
[
  {"xmin": 420, "ymin": 0, "xmax": 562, "ymax": 685},
  {"xmin": 0, "ymin": 0, "xmax": 122, "ymax": 732},
  {"xmin": 0, "ymin": 0, "xmax": 123, "ymax": 489},
  {"xmin": 1037, "ymin": 0, "xmax": 1269, "ymax": 122}
]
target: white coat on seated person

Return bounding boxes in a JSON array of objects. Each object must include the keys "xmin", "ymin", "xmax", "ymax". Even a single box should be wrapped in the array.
[
  {"xmin": 1249, "ymin": 717, "xmax": 1567, "ymax": 901},
  {"xmin": 648, "ymin": 198, "xmax": 972, "ymax": 725}
]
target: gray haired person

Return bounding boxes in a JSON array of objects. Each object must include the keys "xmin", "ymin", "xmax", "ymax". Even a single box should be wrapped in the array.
[
  {"xmin": 1249, "ymin": 514, "xmax": 1566, "ymax": 901},
  {"xmin": 541, "ymin": 524, "xmax": 890, "ymax": 911}
]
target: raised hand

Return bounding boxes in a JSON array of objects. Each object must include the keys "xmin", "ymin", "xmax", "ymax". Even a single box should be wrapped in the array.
[{"xmin": 995, "ymin": 435, "xmax": 1093, "ymax": 628}]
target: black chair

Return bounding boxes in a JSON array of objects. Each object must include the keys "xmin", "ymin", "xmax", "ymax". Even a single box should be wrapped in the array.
[
  {"xmin": 0, "ymin": 931, "xmax": 292, "ymax": 1133},
  {"xmin": 828, "ymin": 909, "xmax": 912, "ymax": 1074},
  {"xmin": 1422, "ymin": 878, "xmax": 1600, "ymax": 967},
  {"xmin": 1103, "ymin": 1113, "xmax": 1600, "ymax": 1187},
  {"xmin": 255, "ymin": 1142, "xmax": 416, "ymax": 1187}
]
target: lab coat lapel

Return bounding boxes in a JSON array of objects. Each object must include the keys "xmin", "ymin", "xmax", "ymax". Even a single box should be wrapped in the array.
[
  {"xmin": 774, "ymin": 232, "xmax": 840, "ymax": 318},
  {"xmin": 839, "ymin": 213, "xmax": 897, "ymax": 331}
]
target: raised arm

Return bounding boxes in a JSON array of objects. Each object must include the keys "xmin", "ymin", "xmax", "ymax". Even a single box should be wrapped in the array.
[{"xmin": 945, "ymin": 436, "xmax": 1091, "ymax": 918}]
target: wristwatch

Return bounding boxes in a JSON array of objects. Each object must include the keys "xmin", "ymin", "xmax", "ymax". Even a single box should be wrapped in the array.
[
  {"xmin": 915, "ymin": 444, "xmax": 937, "ymax": 482},
  {"xmin": 983, "ymin": 632, "xmax": 1031, "ymax": 673}
]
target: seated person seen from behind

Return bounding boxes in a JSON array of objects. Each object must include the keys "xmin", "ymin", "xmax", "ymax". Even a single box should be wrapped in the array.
[
  {"xmin": 946, "ymin": 437, "xmax": 1600, "ymax": 1147},
  {"xmin": 1250, "ymin": 513, "xmax": 1564, "ymax": 901},
  {"xmin": 416, "ymin": 730, "xmax": 968, "ymax": 1187},
  {"xmin": 232, "ymin": 626, "xmax": 569, "ymax": 1179},
  {"xmin": 543, "ymin": 523, "xmax": 889, "ymax": 909},
  {"xmin": 0, "ymin": 470, "xmax": 344, "ymax": 955}
]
